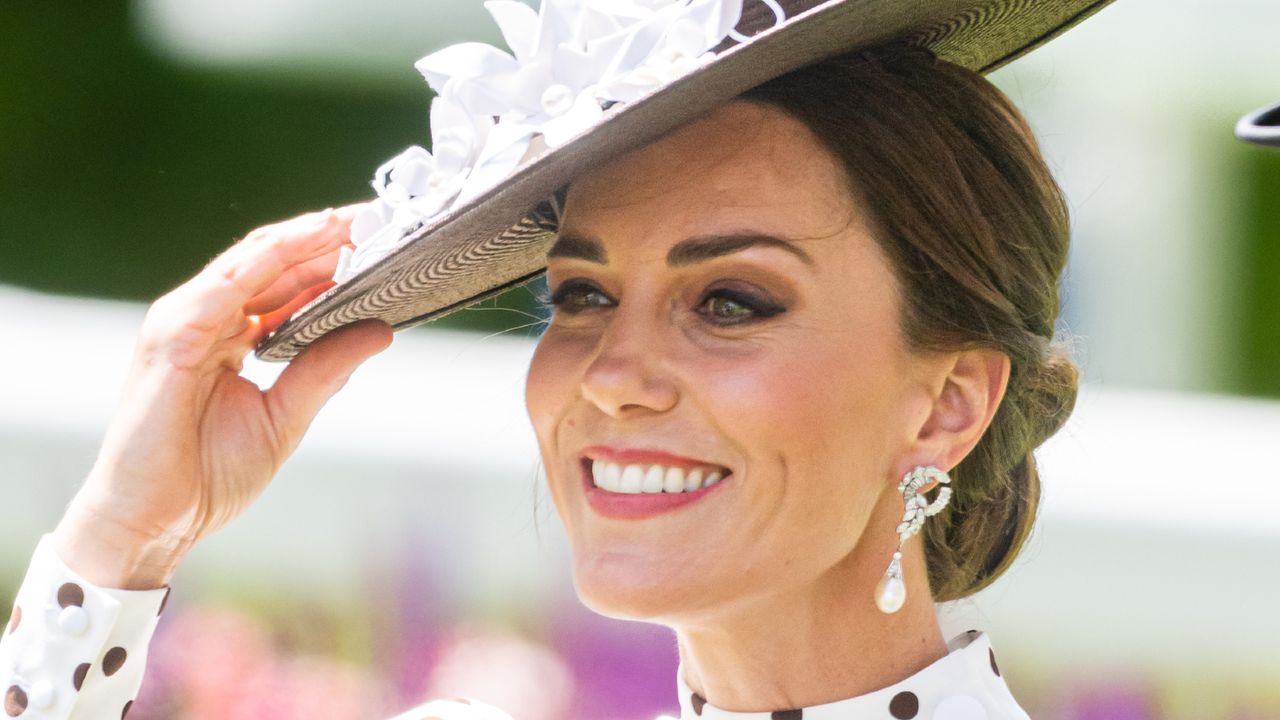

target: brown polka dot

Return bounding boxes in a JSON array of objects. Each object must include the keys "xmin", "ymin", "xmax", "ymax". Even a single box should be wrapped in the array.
[
  {"xmin": 73, "ymin": 663, "xmax": 91, "ymax": 691},
  {"xmin": 6, "ymin": 606, "xmax": 18, "ymax": 634},
  {"xmin": 772, "ymin": 711, "xmax": 803, "ymax": 720},
  {"xmin": 102, "ymin": 647, "xmax": 128, "ymax": 677},
  {"xmin": 57, "ymin": 583, "xmax": 85, "ymax": 609},
  {"xmin": 989, "ymin": 647, "xmax": 1001, "ymax": 677},
  {"xmin": 691, "ymin": 692, "xmax": 706, "ymax": 715},
  {"xmin": 4, "ymin": 686, "xmax": 27, "ymax": 717},
  {"xmin": 121, "ymin": 700, "xmax": 133, "ymax": 718},
  {"xmin": 888, "ymin": 690, "xmax": 919, "ymax": 719},
  {"xmin": 158, "ymin": 588, "xmax": 171, "ymax": 617}
]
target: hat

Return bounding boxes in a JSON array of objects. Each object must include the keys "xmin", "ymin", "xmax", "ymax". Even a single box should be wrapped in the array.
[
  {"xmin": 1237, "ymin": 100, "xmax": 1280, "ymax": 148},
  {"xmin": 256, "ymin": 0, "xmax": 1116, "ymax": 361}
]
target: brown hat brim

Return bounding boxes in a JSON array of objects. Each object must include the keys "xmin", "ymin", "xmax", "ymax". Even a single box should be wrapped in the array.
[{"xmin": 257, "ymin": 0, "xmax": 1115, "ymax": 361}]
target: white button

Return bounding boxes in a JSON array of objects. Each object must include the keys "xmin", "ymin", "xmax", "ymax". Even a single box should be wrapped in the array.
[
  {"xmin": 29, "ymin": 681, "xmax": 55, "ymax": 709},
  {"xmin": 933, "ymin": 695, "xmax": 988, "ymax": 720},
  {"xmin": 57, "ymin": 606, "xmax": 89, "ymax": 636}
]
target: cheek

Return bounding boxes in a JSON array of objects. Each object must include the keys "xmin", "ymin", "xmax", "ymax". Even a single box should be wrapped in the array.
[
  {"xmin": 525, "ymin": 330, "xmax": 583, "ymax": 435},
  {"xmin": 683, "ymin": 326, "xmax": 905, "ymax": 565},
  {"xmin": 690, "ymin": 332, "xmax": 901, "ymax": 468}
]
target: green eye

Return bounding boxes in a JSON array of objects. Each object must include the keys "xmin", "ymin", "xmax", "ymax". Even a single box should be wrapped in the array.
[
  {"xmin": 697, "ymin": 288, "xmax": 785, "ymax": 325},
  {"xmin": 706, "ymin": 295, "xmax": 754, "ymax": 319}
]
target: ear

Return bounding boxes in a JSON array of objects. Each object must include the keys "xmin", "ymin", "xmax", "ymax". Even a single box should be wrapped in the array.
[{"xmin": 909, "ymin": 348, "xmax": 1011, "ymax": 473}]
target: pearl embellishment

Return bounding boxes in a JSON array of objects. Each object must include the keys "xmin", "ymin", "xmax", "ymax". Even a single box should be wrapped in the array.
[
  {"xmin": 876, "ymin": 573, "xmax": 907, "ymax": 614},
  {"xmin": 540, "ymin": 84, "xmax": 574, "ymax": 117},
  {"xmin": 876, "ymin": 550, "xmax": 907, "ymax": 614}
]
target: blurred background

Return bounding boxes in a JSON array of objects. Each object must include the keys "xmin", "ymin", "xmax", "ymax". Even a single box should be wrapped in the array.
[{"xmin": 2, "ymin": 0, "xmax": 1279, "ymax": 718}]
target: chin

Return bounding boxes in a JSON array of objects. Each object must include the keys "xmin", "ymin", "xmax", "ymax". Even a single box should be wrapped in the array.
[{"xmin": 569, "ymin": 551, "xmax": 725, "ymax": 624}]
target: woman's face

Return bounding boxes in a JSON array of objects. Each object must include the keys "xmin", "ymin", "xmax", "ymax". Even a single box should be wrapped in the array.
[{"xmin": 526, "ymin": 101, "xmax": 936, "ymax": 623}]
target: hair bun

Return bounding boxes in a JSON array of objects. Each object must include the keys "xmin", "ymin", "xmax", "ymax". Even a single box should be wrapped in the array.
[{"xmin": 1021, "ymin": 340, "xmax": 1079, "ymax": 446}]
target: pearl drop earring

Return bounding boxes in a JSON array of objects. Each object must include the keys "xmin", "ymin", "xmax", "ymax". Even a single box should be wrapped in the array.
[{"xmin": 875, "ymin": 465, "xmax": 952, "ymax": 614}]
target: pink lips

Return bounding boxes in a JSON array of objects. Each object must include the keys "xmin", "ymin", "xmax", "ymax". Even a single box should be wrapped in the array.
[{"xmin": 579, "ymin": 446, "xmax": 730, "ymax": 520}]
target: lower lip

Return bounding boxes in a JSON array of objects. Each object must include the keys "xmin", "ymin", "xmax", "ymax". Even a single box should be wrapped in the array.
[{"xmin": 582, "ymin": 467, "xmax": 729, "ymax": 520}]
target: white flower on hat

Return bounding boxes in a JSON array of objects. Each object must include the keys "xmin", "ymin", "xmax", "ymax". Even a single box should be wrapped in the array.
[{"xmin": 337, "ymin": 0, "xmax": 746, "ymax": 285}]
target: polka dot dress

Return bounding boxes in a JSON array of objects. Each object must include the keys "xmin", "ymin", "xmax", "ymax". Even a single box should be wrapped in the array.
[
  {"xmin": 0, "ymin": 536, "xmax": 167, "ymax": 719},
  {"xmin": 672, "ymin": 630, "xmax": 1029, "ymax": 720}
]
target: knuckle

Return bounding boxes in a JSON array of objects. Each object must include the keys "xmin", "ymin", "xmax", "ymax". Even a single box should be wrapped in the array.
[{"xmin": 138, "ymin": 297, "xmax": 218, "ymax": 369}]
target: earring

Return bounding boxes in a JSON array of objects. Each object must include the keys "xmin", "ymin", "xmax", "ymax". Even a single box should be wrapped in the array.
[{"xmin": 875, "ymin": 465, "xmax": 952, "ymax": 614}]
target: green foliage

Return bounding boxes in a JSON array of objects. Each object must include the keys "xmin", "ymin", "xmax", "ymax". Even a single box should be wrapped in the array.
[
  {"xmin": 1232, "ymin": 146, "xmax": 1280, "ymax": 398},
  {"xmin": 0, "ymin": 0, "xmax": 546, "ymax": 335}
]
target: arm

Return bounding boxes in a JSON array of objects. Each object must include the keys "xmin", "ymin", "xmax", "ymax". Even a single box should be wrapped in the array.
[{"xmin": 2, "ymin": 207, "xmax": 392, "ymax": 717}]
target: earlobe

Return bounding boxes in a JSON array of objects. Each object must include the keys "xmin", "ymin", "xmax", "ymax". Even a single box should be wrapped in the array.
[{"xmin": 913, "ymin": 349, "xmax": 1011, "ymax": 471}]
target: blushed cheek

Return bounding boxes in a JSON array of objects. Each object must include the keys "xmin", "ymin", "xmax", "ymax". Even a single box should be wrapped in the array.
[{"xmin": 526, "ymin": 334, "xmax": 576, "ymax": 430}]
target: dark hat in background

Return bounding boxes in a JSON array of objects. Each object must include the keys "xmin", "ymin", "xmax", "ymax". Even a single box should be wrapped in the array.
[{"xmin": 1237, "ymin": 100, "xmax": 1280, "ymax": 148}]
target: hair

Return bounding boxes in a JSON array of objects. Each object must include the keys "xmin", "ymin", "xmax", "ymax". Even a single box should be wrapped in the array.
[{"xmin": 742, "ymin": 43, "xmax": 1078, "ymax": 601}]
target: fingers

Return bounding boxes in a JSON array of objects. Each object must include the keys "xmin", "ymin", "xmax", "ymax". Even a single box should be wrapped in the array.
[
  {"xmin": 175, "ymin": 205, "xmax": 363, "ymax": 326},
  {"xmin": 138, "ymin": 205, "xmax": 365, "ymax": 368},
  {"xmin": 242, "ymin": 251, "xmax": 346, "ymax": 316},
  {"xmin": 263, "ymin": 320, "xmax": 394, "ymax": 454},
  {"xmin": 252, "ymin": 280, "xmax": 336, "ymax": 340}
]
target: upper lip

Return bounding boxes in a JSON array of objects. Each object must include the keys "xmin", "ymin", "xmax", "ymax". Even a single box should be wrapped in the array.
[{"xmin": 580, "ymin": 445, "xmax": 731, "ymax": 473}]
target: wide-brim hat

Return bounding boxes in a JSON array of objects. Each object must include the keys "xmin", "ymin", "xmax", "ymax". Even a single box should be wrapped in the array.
[{"xmin": 256, "ymin": 0, "xmax": 1116, "ymax": 361}]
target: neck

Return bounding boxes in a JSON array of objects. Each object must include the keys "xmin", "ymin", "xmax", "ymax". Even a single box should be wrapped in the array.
[{"xmin": 671, "ymin": 533, "xmax": 946, "ymax": 712}]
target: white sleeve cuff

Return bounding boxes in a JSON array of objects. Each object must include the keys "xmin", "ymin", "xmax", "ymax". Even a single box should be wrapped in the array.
[{"xmin": 1, "ymin": 534, "xmax": 168, "ymax": 719}]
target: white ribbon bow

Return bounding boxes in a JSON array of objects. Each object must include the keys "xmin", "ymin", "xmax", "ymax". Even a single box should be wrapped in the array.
[{"xmin": 335, "ymin": 0, "xmax": 749, "ymax": 283}]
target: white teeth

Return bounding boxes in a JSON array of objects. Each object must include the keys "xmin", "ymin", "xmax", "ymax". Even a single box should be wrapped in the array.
[
  {"xmin": 603, "ymin": 462, "xmax": 622, "ymax": 492},
  {"xmin": 589, "ymin": 460, "xmax": 727, "ymax": 494},
  {"xmin": 619, "ymin": 465, "xmax": 645, "ymax": 493},
  {"xmin": 642, "ymin": 465, "xmax": 665, "ymax": 493},
  {"xmin": 663, "ymin": 466, "xmax": 685, "ymax": 493}
]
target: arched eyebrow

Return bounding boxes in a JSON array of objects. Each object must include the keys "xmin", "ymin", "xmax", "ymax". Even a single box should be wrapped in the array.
[
  {"xmin": 547, "ymin": 233, "xmax": 607, "ymax": 263},
  {"xmin": 667, "ymin": 233, "xmax": 814, "ymax": 267},
  {"xmin": 547, "ymin": 232, "xmax": 814, "ymax": 267}
]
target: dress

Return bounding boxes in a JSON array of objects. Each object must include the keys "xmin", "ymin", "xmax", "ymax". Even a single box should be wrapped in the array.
[{"xmin": 2, "ymin": 536, "xmax": 1029, "ymax": 719}]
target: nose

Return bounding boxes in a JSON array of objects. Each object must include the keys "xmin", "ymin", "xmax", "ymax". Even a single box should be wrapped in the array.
[{"xmin": 580, "ymin": 310, "xmax": 679, "ymax": 419}]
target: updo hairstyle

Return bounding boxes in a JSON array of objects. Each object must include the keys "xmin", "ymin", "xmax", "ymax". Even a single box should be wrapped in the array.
[{"xmin": 743, "ymin": 43, "xmax": 1078, "ymax": 601}]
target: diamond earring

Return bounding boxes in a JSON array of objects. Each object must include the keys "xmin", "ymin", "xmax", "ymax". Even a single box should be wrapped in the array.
[{"xmin": 875, "ymin": 465, "xmax": 952, "ymax": 614}]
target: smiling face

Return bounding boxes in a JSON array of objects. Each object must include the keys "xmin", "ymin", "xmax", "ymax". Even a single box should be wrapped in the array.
[{"xmin": 525, "ymin": 101, "xmax": 940, "ymax": 623}]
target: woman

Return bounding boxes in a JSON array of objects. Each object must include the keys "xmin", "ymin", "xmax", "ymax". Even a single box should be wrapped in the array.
[{"xmin": 2, "ymin": 1, "xmax": 1094, "ymax": 717}]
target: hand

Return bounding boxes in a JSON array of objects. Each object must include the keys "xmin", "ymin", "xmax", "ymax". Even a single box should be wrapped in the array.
[{"xmin": 52, "ymin": 207, "xmax": 393, "ymax": 589}]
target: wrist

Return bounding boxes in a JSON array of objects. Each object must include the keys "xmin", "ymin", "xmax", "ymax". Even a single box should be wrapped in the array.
[{"xmin": 52, "ymin": 498, "xmax": 190, "ymax": 590}]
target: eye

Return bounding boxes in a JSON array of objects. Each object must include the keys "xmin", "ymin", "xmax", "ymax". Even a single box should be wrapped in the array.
[
  {"xmin": 548, "ymin": 279, "xmax": 615, "ymax": 313},
  {"xmin": 697, "ymin": 287, "xmax": 785, "ymax": 325}
]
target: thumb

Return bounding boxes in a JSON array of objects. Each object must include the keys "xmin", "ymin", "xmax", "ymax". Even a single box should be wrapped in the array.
[{"xmin": 264, "ymin": 319, "xmax": 394, "ymax": 453}]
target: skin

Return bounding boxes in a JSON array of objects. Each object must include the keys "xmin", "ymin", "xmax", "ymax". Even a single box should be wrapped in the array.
[{"xmin": 52, "ymin": 102, "xmax": 1008, "ymax": 712}]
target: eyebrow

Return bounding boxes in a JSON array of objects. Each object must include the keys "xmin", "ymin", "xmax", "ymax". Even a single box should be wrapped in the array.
[
  {"xmin": 667, "ymin": 233, "xmax": 814, "ymax": 267},
  {"xmin": 547, "ymin": 232, "xmax": 814, "ymax": 267},
  {"xmin": 547, "ymin": 233, "xmax": 608, "ymax": 263}
]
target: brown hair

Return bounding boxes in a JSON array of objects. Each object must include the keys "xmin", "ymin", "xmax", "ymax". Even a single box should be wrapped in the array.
[{"xmin": 743, "ymin": 43, "xmax": 1078, "ymax": 600}]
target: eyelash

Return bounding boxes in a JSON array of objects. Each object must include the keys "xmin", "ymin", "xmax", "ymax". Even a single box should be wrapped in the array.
[{"xmin": 546, "ymin": 279, "xmax": 786, "ymax": 326}]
